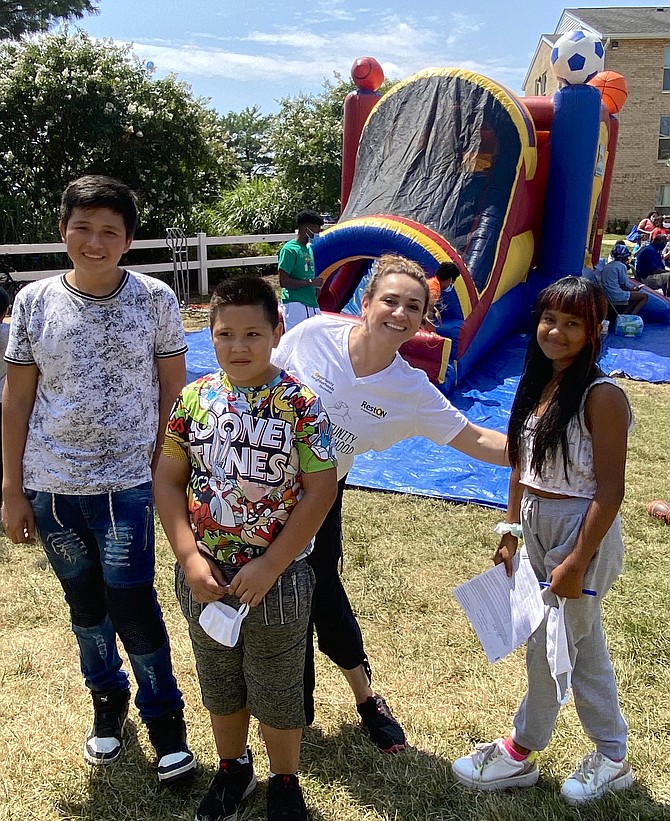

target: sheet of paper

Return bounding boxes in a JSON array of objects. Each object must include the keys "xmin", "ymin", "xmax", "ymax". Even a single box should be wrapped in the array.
[{"xmin": 452, "ymin": 548, "xmax": 545, "ymax": 663}]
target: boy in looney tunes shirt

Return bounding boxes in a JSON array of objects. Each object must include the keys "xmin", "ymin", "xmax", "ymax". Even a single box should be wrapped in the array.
[{"xmin": 155, "ymin": 275, "xmax": 336, "ymax": 821}]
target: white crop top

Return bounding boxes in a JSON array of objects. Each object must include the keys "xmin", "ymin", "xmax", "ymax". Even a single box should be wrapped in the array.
[{"xmin": 519, "ymin": 377, "xmax": 633, "ymax": 499}]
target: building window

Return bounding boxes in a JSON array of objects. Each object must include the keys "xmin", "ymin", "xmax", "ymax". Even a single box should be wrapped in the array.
[
  {"xmin": 659, "ymin": 117, "xmax": 670, "ymax": 160},
  {"xmin": 665, "ymin": 45, "xmax": 670, "ymax": 91},
  {"xmin": 534, "ymin": 72, "xmax": 547, "ymax": 95},
  {"xmin": 656, "ymin": 184, "xmax": 670, "ymax": 215}
]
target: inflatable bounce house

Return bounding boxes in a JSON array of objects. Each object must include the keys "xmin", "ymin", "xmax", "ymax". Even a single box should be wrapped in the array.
[{"xmin": 313, "ymin": 31, "xmax": 670, "ymax": 391}]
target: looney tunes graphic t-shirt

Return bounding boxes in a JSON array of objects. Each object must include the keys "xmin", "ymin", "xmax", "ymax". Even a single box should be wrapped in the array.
[{"xmin": 164, "ymin": 370, "xmax": 336, "ymax": 566}]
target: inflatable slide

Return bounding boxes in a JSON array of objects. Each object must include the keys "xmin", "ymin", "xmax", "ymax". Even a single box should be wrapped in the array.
[{"xmin": 314, "ymin": 54, "xmax": 670, "ymax": 392}]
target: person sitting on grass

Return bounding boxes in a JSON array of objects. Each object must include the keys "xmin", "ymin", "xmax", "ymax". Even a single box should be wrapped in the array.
[
  {"xmin": 598, "ymin": 245, "xmax": 648, "ymax": 315},
  {"xmin": 635, "ymin": 234, "xmax": 670, "ymax": 295},
  {"xmin": 2, "ymin": 175, "xmax": 195, "ymax": 782},
  {"xmin": 155, "ymin": 275, "xmax": 337, "ymax": 821}
]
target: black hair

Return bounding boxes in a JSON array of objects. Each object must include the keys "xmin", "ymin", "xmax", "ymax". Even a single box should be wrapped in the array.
[
  {"xmin": 507, "ymin": 276, "xmax": 607, "ymax": 480},
  {"xmin": 60, "ymin": 175, "xmax": 138, "ymax": 238},
  {"xmin": 435, "ymin": 261, "xmax": 461, "ymax": 283},
  {"xmin": 296, "ymin": 209, "xmax": 324, "ymax": 228},
  {"xmin": 209, "ymin": 275, "xmax": 279, "ymax": 328},
  {"xmin": 0, "ymin": 287, "xmax": 9, "ymax": 316}
]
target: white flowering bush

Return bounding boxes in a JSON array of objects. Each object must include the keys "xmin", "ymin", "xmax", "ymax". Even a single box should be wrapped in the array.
[
  {"xmin": 270, "ymin": 78, "xmax": 354, "ymax": 216},
  {"xmin": 0, "ymin": 29, "xmax": 240, "ymax": 242}
]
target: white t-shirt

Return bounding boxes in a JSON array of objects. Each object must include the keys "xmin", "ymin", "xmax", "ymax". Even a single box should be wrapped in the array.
[
  {"xmin": 5, "ymin": 270, "xmax": 187, "ymax": 494},
  {"xmin": 273, "ymin": 314, "xmax": 468, "ymax": 479}
]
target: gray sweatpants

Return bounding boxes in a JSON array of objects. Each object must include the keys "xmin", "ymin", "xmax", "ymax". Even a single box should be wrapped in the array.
[{"xmin": 512, "ymin": 492, "xmax": 628, "ymax": 761}]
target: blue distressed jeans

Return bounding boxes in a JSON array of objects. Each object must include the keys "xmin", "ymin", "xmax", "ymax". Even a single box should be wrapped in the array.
[{"xmin": 28, "ymin": 482, "xmax": 184, "ymax": 722}]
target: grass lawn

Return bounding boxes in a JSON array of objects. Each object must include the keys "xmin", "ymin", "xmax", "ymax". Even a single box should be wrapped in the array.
[{"xmin": 0, "ymin": 381, "xmax": 668, "ymax": 821}]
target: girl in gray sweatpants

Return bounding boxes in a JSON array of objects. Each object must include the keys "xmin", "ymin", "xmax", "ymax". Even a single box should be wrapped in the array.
[{"xmin": 452, "ymin": 277, "xmax": 634, "ymax": 805}]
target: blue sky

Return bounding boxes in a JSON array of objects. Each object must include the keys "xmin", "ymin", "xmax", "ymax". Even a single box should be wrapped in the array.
[{"xmin": 78, "ymin": 1, "xmax": 649, "ymax": 116}]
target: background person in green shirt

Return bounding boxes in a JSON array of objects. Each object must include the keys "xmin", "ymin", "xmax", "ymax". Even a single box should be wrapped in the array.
[{"xmin": 279, "ymin": 210, "xmax": 324, "ymax": 331}]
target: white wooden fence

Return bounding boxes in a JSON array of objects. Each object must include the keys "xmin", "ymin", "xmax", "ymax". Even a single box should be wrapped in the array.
[{"xmin": 0, "ymin": 231, "xmax": 295, "ymax": 295}]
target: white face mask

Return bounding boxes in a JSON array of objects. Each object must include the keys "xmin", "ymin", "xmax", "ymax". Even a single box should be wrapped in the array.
[
  {"xmin": 199, "ymin": 601, "xmax": 250, "ymax": 647},
  {"xmin": 545, "ymin": 597, "xmax": 572, "ymax": 705},
  {"xmin": 443, "ymin": 283, "xmax": 454, "ymax": 294},
  {"xmin": 663, "ymin": 221, "xmax": 670, "ymax": 229}
]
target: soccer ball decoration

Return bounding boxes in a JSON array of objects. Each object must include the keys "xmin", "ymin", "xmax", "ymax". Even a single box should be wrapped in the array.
[{"xmin": 550, "ymin": 30, "xmax": 605, "ymax": 85}]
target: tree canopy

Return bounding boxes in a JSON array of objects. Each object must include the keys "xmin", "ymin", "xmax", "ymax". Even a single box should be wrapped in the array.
[
  {"xmin": 201, "ymin": 78, "xmax": 358, "ymax": 234},
  {"xmin": 0, "ymin": 0, "xmax": 97, "ymax": 39},
  {"xmin": 221, "ymin": 106, "xmax": 274, "ymax": 179},
  {"xmin": 0, "ymin": 30, "xmax": 239, "ymax": 241},
  {"xmin": 270, "ymin": 78, "xmax": 355, "ymax": 216}
]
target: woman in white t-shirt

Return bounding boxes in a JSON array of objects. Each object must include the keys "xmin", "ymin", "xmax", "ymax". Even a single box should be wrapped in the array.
[{"xmin": 273, "ymin": 254, "xmax": 509, "ymax": 753}]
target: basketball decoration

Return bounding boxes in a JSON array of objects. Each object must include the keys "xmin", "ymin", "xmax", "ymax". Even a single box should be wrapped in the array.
[
  {"xmin": 588, "ymin": 71, "xmax": 628, "ymax": 114},
  {"xmin": 646, "ymin": 499, "xmax": 670, "ymax": 525},
  {"xmin": 351, "ymin": 57, "xmax": 384, "ymax": 91}
]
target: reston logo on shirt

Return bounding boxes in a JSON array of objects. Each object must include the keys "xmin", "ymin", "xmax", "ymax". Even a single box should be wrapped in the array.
[{"xmin": 360, "ymin": 400, "xmax": 387, "ymax": 419}]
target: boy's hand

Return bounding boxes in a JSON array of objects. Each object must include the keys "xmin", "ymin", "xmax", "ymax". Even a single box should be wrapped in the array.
[
  {"xmin": 493, "ymin": 533, "xmax": 518, "ymax": 578},
  {"xmin": 228, "ymin": 555, "xmax": 280, "ymax": 608},
  {"xmin": 2, "ymin": 493, "xmax": 36, "ymax": 544},
  {"xmin": 183, "ymin": 552, "xmax": 229, "ymax": 603},
  {"xmin": 548, "ymin": 558, "xmax": 585, "ymax": 599}
]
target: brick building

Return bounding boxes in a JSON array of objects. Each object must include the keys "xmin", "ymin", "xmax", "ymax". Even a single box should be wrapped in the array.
[{"xmin": 523, "ymin": 6, "xmax": 670, "ymax": 228}]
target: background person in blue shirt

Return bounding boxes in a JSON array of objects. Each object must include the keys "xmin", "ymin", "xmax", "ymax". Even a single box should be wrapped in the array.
[
  {"xmin": 598, "ymin": 246, "xmax": 648, "ymax": 314},
  {"xmin": 635, "ymin": 235, "xmax": 669, "ymax": 295}
]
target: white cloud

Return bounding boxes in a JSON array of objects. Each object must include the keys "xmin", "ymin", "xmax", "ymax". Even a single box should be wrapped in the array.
[
  {"xmin": 244, "ymin": 30, "xmax": 328, "ymax": 50},
  {"xmin": 118, "ymin": 11, "xmax": 525, "ymax": 93}
]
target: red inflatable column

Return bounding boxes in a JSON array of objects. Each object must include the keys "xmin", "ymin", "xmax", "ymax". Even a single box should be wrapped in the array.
[{"xmin": 341, "ymin": 57, "xmax": 384, "ymax": 211}]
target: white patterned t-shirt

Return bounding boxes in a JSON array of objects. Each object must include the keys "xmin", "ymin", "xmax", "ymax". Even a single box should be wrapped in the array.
[{"xmin": 5, "ymin": 270, "xmax": 187, "ymax": 494}]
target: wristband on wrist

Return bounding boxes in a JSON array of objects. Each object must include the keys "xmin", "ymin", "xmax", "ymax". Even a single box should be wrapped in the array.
[{"xmin": 493, "ymin": 522, "xmax": 523, "ymax": 539}]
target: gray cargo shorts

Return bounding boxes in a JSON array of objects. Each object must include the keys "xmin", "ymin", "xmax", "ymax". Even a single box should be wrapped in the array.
[{"xmin": 175, "ymin": 558, "xmax": 314, "ymax": 729}]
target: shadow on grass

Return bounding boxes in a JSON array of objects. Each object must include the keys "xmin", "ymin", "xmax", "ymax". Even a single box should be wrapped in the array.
[
  {"xmin": 302, "ymin": 724, "xmax": 670, "ymax": 821},
  {"xmin": 55, "ymin": 719, "xmax": 330, "ymax": 821},
  {"xmin": 52, "ymin": 717, "xmax": 669, "ymax": 821}
]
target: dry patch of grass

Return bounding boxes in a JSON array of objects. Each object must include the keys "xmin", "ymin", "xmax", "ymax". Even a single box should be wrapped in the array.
[{"xmin": 1, "ymin": 381, "xmax": 668, "ymax": 820}]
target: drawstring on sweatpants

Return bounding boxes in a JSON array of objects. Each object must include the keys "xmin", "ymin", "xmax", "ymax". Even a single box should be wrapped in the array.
[
  {"xmin": 108, "ymin": 491, "xmax": 118, "ymax": 540},
  {"xmin": 51, "ymin": 494, "xmax": 64, "ymax": 528}
]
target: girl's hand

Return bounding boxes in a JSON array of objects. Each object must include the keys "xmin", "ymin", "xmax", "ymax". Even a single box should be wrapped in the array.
[
  {"xmin": 548, "ymin": 559, "xmax": 585, "ymax": 599},
  {"xmin": 493, "ymin": 533, "xmax": 518, "ymax": 577}
]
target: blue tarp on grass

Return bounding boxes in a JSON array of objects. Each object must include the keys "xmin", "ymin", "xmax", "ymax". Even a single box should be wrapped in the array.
[{"xmin": 185, "ymin": 323, "xmax": 670, "ymax": 510}]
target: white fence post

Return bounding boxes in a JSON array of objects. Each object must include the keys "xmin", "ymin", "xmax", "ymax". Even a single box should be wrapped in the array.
[{"xmin": 196, "ymin": 232, "xmax": 208, "ymax": 296}]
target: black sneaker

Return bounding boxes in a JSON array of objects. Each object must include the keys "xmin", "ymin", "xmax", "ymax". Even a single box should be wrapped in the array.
[
  {"xmin": 267, "ymin": 773, "xmax": 308, "ymax": 821},
  {"xmin": 196, "ymin": 749, "xmax": 257, "ymax": 821},
  {"xmin": 83, "ymin": 688, "xmax": 131, "ymax": 765},
  {"xmin": 356, "ymin": 693, "xmax": 407, "ymax": 753},
  {"xmin": 146, "ymin": 708, "xmax": 197, "ymax": 784}
]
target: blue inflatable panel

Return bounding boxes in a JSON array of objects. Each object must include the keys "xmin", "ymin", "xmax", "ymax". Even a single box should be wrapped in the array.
[{"xmin": 184, "ymin": 324, "xmax": 669, "ymax": 509}]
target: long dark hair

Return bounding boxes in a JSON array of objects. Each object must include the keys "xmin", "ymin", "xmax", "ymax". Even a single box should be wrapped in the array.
[{"xmin": 507, "ymin": 277, "xmax": 607, "ymax": 478}]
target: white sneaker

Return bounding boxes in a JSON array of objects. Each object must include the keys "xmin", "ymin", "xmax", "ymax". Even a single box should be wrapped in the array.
[
  {"xmin": 451, "ymin": 738, "xmax": 539, "ymax": 791},
  {"xmin": 561, "ymin": 751, "xmax": 633, "ymax": 805}
]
